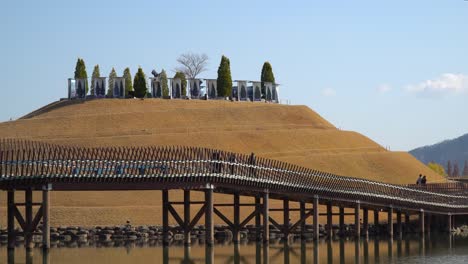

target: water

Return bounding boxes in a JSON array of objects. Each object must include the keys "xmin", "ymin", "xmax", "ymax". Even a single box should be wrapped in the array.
[{"xmin": 1, "ymin": 235, "xmax": 468, "ymax": 263}]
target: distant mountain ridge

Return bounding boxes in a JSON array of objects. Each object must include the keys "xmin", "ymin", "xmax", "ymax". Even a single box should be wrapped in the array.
[{"xmin": 410, "ymin": 133, "xmax": 468, "ymax": 171}]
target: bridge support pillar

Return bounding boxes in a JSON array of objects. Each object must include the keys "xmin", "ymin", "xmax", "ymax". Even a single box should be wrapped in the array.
[
  {"xmin": 326, "ymin": 202, "xmax": 333, "ymax": 238},
  {"xmin": 374, "ymin": 210, "xmax": 379, "ymax": 230},
  {"xmin": 255, "ymin": 196, "xmax": 261, "ymax": 241},
  {"xmin": 426, "ymin": 214, "xmax": 431, "ymax": 236},
  {"xmin": 300, "ymin": 201, "xmax": 306, "ymax": 240},
  {"xmin": 283, "ymin": 198, "xmax": 290, "ymax": 241},
  {"xmin": 339, "ymin": 206, "xmax": 345, "ymax": 236},
  {"xmin": 205, "ymin": 187, "xmax": 214, "ymax": 246},
  {"xmin": 355, "ymin": 201, "xmax": 360, "ymax": 238},
  {"xmin": 25, "ymin": 189, "xmax": 33, "ymax": 249},
  {"xmin": 363, "ymin": 208, "xmax": 369, "ymax": 238},
  {"xmin": 183, "ymin": 190, "xmax": 191, "ymax": 246},
  {"xmin": 388, "ymin": 207, "xmax": 393, "ymax": 237},
  {"xmin": 262, "ymin": 192, "xmax": 269, "ymax": 244},
  {"xmin": 7, "ymin": 190, "xmax": 15, "ymax": 249},
  {"xmin": 233, "ymin": 193, "xmax": 240, "ymax": 243},
  {"xmin": 448, "ymin": 214, "xmax": 452, "ymax": 232},
  {"xmin": 397, "ymin": 210, "xmax": 402, "ymax": 239},
  {"xmin": 419, "ymin": 210, "xmax": 425, "ymax": 235},
  {"xmin": 162, "ymin": 190, "xmax": 169, "ymax": 246},
  {"xmin": 313, "ymin": 195, "xmax": 319, "ymax": 240},
  {"xmin": 42, "ymin": 185, "xmax": 51, "ymax": 249},
  {"xmin": 405, "ymin": 213, "xmax": 410, "ymax": 232}
]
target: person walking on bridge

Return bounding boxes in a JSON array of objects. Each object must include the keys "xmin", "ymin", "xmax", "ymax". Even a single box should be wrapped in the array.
[
  {"xmin": 416, "ymin": 174, "xmax": 422, "ymax": 185},
  {"xmin": 421, "ymin": 175, "xmax": 427, "ymax": 185}
]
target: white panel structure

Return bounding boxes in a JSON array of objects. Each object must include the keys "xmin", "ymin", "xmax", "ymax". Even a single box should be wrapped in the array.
[
  {"xmin": 205, "ymin": 79, "xmax": 217, "ymax": 99},
  {"xmin": 170, "ymin": 78, "xmax": 182, "ymax": 99},
  {"xmin": 93, "ymin": 77, "xmax": 107, "ymax": 97},
  {"xmin": 112, "ymin": 77, "xmax": 126, "ymax": 98}
]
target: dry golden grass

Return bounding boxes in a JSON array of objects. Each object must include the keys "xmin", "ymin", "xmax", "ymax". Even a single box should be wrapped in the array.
[{"xmin": 0, "ymin": 99, "xmax": 444, "ymax": 226}]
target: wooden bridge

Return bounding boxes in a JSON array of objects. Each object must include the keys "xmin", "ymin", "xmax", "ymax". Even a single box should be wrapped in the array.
[{"xmin": 1, "ymin": 139, "xmax": 467, "ymax": 249}]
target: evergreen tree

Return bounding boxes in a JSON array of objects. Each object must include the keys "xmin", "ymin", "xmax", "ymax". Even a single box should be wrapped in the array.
[
  {"xmin": 216, "ymin": 55, "xmax": 232, "ymax": 97},
  {"xmin": 107, "ymin": 68, "xmax": 117, "ymax": 97},
  {"xmin": 260, "ymin": 62, "xmax": 275, "ymax": 98},
  {"xmin": 447, "ymin": 160, "xmax": 452, "ymax": 177},
  {"xmin": 453, "ymin": 162, "xmax": 460, "ymax": 177},
  {"xmin": 74, "ymin": 58, "xmax": 89, "ymax": 94},
  {"xmin": 133, "ymin": 67, "xmax": 147, "ymax": 98},
  {"xmin": 463, "ymin": 160, "xmax": 468, "ymax": 176},
  {"xmin": 123, "ymin": 68, "xmax": 133, "ymax": 98},
  {"xmin": 160, "ymin": 69, "xmax": 169, "ymax": 97},
  {"xmin": 90, "ymin": 65, "xmax": 100, "ymax": 95},
  {"xmin": 173, "ymin": 72, "xmax": 187, "ymax": 96}
]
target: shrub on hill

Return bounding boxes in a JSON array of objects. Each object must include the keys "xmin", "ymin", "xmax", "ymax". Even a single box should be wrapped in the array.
[
  {"xmin": 107, "ymin": 68, "xmax": 117, "ymax": 97},
  {"xmin": 133, "ymin": 67, "xmax": 147, "ymax": 98},
  {"xmin": 123, "ymin": 68, "xmax": 133, "ymax": 98},
  {"xmin": 160, "ymin": 70, "xmax": 169, "ymax": 97},
  {"xmin": 427, "ymin": 162, "xmax": 447, "ymax": 177},
  {"xmin": 91, "ymin": 65, "xmax": 100, "ymax": 95},
  {"xmin": 74, "ymin": 58, "xmax": 88, "ymax": 94},
  {"xmin": 216, "ymin": 56, "xmax": 232, "ymax": 97},
  {"xmin": 173, "ymin": 72, "xmax": 187, "ymax": 96}
]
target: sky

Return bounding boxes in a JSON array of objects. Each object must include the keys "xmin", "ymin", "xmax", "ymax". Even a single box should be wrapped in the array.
[{"xmin": 0, "ymin": 0, "xmax": 467, "ymax": 151}]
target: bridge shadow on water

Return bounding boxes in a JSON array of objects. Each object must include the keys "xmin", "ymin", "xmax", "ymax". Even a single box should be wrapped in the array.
[{"xmin": 2, "ymin": 234, "xmax": 467, "ymax": 264}]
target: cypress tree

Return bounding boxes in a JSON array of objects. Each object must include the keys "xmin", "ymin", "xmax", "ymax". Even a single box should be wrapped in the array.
[
  {"xmin": 123, "ymin": 68, "xmax": 133, "ymax": 98},
  {"xmin": 173, "ymin": 72, "xmax": 187, "ymax": 96},
  {"xmin": 160, "ymin": 70, "xmax": 169, "ymax": 97},
  {"xmin": 447, "ymin": 160, "xmax": 452, "ymax": 177},
  {"xmin": 91, "ymin": 65, "xmax": 100, "ymax": 95},
  {"xmin": 260, "ymin": 62, "xmax": 275, "ymax": 98},
  {"xmin": 74, "ymin": 58, "xmax": 89, "ymax": 94},
  {"xmin": 463, "ymin": 160, "xmax": 468, "ymax": 176},
  {"xmin": 107, "ymin": 68, "xmax": 117, "ymax": 97},
  {"xmin": 453, "ymin": 162, "xmax": 460, "ymax": 177},
  {"xmin": 216, "ymin": 55, "xmax": 232, "ymax": 97},
  {"xmin": 133, "ymin": 67, "xmax": 147, "ymax": 98}
]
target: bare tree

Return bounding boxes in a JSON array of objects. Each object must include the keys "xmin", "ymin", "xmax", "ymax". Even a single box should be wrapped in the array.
[{"xmin": 174, "ymin": 52, "xmax": 209, "ymax": 79}]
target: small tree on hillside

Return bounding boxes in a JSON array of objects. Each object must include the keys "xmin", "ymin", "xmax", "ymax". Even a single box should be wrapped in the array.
[
  {"xmin": 91, "ymin": 64, "xmax": 100, "ymax": 95},
  {"xmin": 133, "ymin": 67, "xmax": 147, "ymax": 98},
  {"xmin": 175, "ymin": 52, "xmax": 209, "ymax": 79},
  {"xmin": 74, "ymin": 58, "xmax": 88, "ymax": 94},
  {"xmin": 173, "ymin": 72, "xmax": 187, "ymax": 96},
  {"xmin": 463, "ymin": 160, "xmax": 468, "ymax": 176},
  {"xmin": 453, "ymin": 162, "xmax": 460, "ymax": 177},
  {"xmin": 447, "ymin": 160, "xmax": 452, "ymax": 177},
  {"xmin": 107, "ymin": 68, "xmax": 117, "ymax": 97},
  {"xmin": 427, "ymin": 162, "xmax": 447, "ymax": 177},
  {"xmin": 216, "ymin": 55, "xmax": 232, "ymax": 97},
  {"xmin": 123, "ymin": 68, "xmax": 133, "ymax": 98},
  {"xmin": 160, "ymin": 69, "xmax": 169, "ymax": 97},
  {"xmin": 260, "ymin": 62, "xmax": 275, "ymax": 98}
]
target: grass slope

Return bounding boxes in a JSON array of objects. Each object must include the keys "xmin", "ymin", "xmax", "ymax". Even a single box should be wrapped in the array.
[{"xmin": 0, "ymin": 99, "xmax": 443, "ymax": 226}]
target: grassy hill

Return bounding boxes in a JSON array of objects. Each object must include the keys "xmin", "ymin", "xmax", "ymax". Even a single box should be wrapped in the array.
[{"xmin": 0, "ymin": 99, "xmax": 443, "ymax": 226}]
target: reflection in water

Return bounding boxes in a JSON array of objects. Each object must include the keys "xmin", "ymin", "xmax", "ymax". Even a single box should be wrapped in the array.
[{"xmin": 2, "ymin": 235, "xmax": 468, "ymax": 263}]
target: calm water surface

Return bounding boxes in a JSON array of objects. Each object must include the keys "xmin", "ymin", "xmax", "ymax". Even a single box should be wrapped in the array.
[{"xmin": 1, "ymin": 235, "xmax": 468, "ymax": 263}]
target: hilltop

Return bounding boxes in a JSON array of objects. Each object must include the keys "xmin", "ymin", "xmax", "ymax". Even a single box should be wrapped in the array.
[{"xmin": 0, "ymin": 99, "xmax": 443, "ymax": 226}]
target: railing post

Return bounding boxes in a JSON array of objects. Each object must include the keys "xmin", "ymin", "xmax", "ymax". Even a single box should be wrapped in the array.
[
  {"xmin": 405, "ymin": 213, "xmax": 410, "ymax": 232},
  {"xmin": 162, "ymin": 190, "xmax": 169, "ymax": 246},
  {"xmin": 374, "ymin": 209, "xmax": 379, "ymax": 230},
  {"xmin": 42, "ymin": 184, "xmax": 51, "ymax": 249},
  {"xmin": 233, "ymin": 192, "xmax": 240, "ymax": 243},
  {"xmin": 355, "ymin": 201, "xmax": 360, "ymax": 238},
  {"xmin": 326, "ymin": 202, "xmax": 333, "ymax": 238},
  {"xmin": 363, "ymin": 207, "xmax": 369, "ymax": 238},
  {"xmin": 184, "ymin": 190, "xmax": 191, "ymax": 246},
  {"xmin": 262, "ymin": 191, "xmax": 269, "ymax": 244},
  {"xmin": 313, "ymin": 195, "xmax": 319, "ymax": 241},
  {"xmin": 426, "ymin": 213, "xmax": 431, "ymax": 236},
  {"xmin": 25, "ymin": 189, "xmax": 33, "ymax": 249},
  {"xmin": 339, "ymin": 206, "xmax": 345, "ymax": 236},
  {"xmin": 7, "ymin": 190, "xmax": 15, "ymax": 249},
  {"xmin": 388, "ymin": 206, "xmax": 394, "ymax": 237},
  {"xmin": 205, "ymin": 186, "xmax": 214, "ymax": 246}
]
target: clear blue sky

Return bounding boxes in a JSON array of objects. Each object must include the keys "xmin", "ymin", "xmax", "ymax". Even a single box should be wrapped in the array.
[{"xmin": 1, "ymin": 0, "xmax": 467, "ymax": 151}]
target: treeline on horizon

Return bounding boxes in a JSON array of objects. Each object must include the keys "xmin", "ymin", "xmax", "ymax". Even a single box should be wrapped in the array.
[{"xmin": 73, "ymin": 53, "xmax": 276, "ymax": 99}]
